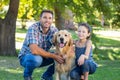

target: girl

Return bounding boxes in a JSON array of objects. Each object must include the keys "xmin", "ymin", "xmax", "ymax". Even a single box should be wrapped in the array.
[{"xmin": 70, "ymin": 23, "xmax": 97, "ymax": 80}]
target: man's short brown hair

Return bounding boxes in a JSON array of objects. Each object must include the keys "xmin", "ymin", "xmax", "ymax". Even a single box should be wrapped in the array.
[{"xmin": 40, "ymin": 10, "xmax": 53, "ymax": 17}]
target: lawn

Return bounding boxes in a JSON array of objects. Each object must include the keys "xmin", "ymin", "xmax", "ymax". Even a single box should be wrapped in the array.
[
  {"xmin": 0, "ymin": 56, "xmax": 120, "ymax": 80},
  {"xmin": 0, "ymin": 27, "xmax": 120, "ymax": 80}
]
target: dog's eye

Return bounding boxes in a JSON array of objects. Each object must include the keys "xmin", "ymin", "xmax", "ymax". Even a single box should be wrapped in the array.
[
  {"xmin": 58, "ymin": 34, "xmax": 60, "ymax": 36},
  {"xmin": 65, "ymin": 34, "xmax": 67, "ymax": 36}
]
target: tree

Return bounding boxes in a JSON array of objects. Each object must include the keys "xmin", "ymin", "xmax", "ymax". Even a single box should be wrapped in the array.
[
  {"xmin": 18, "ymin": 0, "xmax": 33, "ymax": 29},
  {"xmin": 18, "ymin": 0, "xmax": 120, "ymax": 29},
  {"xmin": 0, "ymin": 0, "xmax": 119, "ymax": 56},
  {"xmin": 0, "ymin": 0, "xmax": 19, "ymax": 56}
]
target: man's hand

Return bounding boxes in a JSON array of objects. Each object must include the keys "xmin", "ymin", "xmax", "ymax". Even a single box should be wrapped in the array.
[{"xmin": 53, "ymin": 54, "xmax": 65, "ymax": 64}]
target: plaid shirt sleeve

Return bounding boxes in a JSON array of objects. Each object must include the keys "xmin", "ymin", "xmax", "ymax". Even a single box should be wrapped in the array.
[{"xmin": 26, "ymin": 26, "xmax": 39, "ymax": 46}]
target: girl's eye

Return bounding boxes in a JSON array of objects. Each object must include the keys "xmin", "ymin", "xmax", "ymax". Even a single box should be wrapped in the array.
[{"xmin": 83, "ymin": 31, "xmax": 87, "ymax": 33}]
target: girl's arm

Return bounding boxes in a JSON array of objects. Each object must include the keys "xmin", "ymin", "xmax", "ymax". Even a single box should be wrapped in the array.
[{"xmin": 84, "ymin": 40, "xmax": 92, "ymax": 59}]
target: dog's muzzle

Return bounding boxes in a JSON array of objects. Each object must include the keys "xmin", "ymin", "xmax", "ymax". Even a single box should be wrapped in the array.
[{"xmin": 59, "ymin": 38, "xmax": 67, "ymax": 48}]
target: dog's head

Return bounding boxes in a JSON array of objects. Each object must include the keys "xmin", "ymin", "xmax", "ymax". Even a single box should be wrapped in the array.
[{"xmin": 53, "ymin": 30, "xmax": 73, "ymax": 48}]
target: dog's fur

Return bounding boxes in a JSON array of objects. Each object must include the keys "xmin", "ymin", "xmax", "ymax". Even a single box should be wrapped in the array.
[{"xmin": 53, "ymin": 30, "xmax": 75, "ymax": 80}]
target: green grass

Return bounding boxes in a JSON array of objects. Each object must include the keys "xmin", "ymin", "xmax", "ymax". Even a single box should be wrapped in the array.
[
  {"xmin": 93, "ymin": 35, "xmax": 120, "ymax": 60},
  {"xmin": 16, "ymin": 37, "xmax": 24, "ymax": 42},
  {"xmin": 96, "ymin": 35, "xmax": 120, "ymax": 47},
  {"xmin": 0, "ymin": 56, "xmax": 120, "ymax": 80},
  {"xmin": 91, "ymin": 60, "xmax": 120, "ymax": 80},
  {"xmin": 15, "ymin": 28, "xmax": 27, "ymax": 43},
  {"xmin": 16, "ymin": 28, "xmax": 27, "ymax": 33}
]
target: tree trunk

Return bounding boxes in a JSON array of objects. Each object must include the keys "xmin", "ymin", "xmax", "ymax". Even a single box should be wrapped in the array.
[
  {"xmin": 0, "ymin": 0, "xmax": 19, "ymax": 56},
  {"xmin": 54, "ymin": 5, "xmax": 76, "ymax": 30},
  {"xmin": 54, "ymin": 5, "xmax": 65, "ymax": 30}
]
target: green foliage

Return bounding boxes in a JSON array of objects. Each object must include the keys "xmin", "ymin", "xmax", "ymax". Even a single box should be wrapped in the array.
[
  {"xmin": 93, "ymin": 0, "xmax": 112, "ymax": 19},
  {"xmin": 1, "ymin": 0, "xmax": 120, "ymax": 28},
  {"xmin": 0, "ymin": 0, "xmax": 9, "ymax": 18},
  {"xmin": 18, "ymin": 0, "xmax": 33, "ymax": 19},
  {"xmin": 111, "ymin": 0, "xmax": 120, "ymax": 28}
]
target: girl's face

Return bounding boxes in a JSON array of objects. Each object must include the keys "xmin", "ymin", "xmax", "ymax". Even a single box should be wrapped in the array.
[{"xmin": 77, "ymin": 26, "xmax": 90, "ymax": 40}]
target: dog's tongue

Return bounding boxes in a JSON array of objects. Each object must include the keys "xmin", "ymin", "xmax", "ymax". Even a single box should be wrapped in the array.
[{"xmin": 60, "ymin": 43, "xmax": 64, "ymax": 48}]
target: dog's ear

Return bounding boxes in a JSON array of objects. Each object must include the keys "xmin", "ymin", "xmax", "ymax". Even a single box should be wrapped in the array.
[
  {"xmin": 68, "ymin": 33, "xmax": 73, "ymax": 46},
  {"xmin": 52, "ymin": 32, "xmax": 57, "ymax": 46}
]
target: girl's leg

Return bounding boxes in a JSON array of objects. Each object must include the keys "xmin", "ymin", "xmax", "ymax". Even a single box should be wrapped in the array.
[
  {"xmin": 89, "ymin": 61, "xmax": 97, "ymax": 74},
  {"xmin": 81, "ymin": 75, "xmax": 84, "ymax": 80},
  {"xmin": 70, "ymin": 66, "xmax": 82, "ymax": 80},
  {"xmin": 84, "ymin": 72, "xmax": 89, "ymax": 80},
  {"xmin": 82, "ymin": 60, "xmax": 97, "ymax": 80},
  {"xmin": 82, "ymin": 60, "xmax": 90, "ymax": 80}
]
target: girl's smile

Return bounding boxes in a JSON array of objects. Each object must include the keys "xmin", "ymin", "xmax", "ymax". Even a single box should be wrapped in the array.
[{"xmin": 77, "ymin": 26, "xmax": 90, "ymax": 40}]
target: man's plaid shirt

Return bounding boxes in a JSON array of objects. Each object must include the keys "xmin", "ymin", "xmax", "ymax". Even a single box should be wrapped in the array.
[{"xmin": 18, "ymin": 22, "xmax": 58, "ymax": 58}]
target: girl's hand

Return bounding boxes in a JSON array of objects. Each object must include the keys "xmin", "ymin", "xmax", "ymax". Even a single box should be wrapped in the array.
[{"xmin": 77, "ymin": 54, "xmax": 85, "ymax": 66}]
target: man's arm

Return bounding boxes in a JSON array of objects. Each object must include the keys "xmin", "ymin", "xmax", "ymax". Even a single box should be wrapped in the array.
[{"xmin": 29, "ymin": 44, "xmax": 64, "ymax": 64}]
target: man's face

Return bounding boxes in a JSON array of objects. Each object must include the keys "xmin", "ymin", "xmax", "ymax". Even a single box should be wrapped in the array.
[{"xmin": 40, "ymin": 12, "xmax": 53, "ymax": 29}]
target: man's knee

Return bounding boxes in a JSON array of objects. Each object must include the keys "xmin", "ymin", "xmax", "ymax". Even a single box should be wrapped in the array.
[
  {"xmin": 24, "ymin": 54, "xmax": 43, "ymax": 67},
  {"xmin": 34, "ymin": 55, "xmax": 43, "ymax": 67}
]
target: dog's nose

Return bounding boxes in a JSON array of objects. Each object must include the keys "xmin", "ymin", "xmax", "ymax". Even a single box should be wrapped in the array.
[{"xmin": 60, "ymin": 38, "xmax": 64, "ymax": 43}]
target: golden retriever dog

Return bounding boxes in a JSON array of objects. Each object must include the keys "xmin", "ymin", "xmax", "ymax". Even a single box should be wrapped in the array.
[{"xmin": 53, "ymin": 30, "xmax": 75, "ymax": 80}]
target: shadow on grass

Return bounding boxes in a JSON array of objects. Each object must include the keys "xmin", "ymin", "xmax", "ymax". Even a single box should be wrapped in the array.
[
  {"xmin": 0, "ymin": 69, "xmax": 23, "ymax": 80},
  {"xmin": 93, "ymin": 35, "xmax": 120, "ymax": 60},
  {"xmin": 0, "ymin": 56, "xmax": 120, "ymax": 80},
  {"xmin": 0, "ymin": 66, "xmax": 49, "ymax": 80},
  {"xmin": 96, "ymin": 36, "xmax": 120, "ymax": 47},
  {"xmin": 93, "ymin": 48, "xmax": 120, "ymax": 60},
  {"xmin": 90, "ymin": 60, "xmax": 120, "ymax": 80}
]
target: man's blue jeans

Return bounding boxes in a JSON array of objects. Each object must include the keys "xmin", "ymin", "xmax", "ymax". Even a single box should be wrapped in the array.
[{"xmin": 19, "ymin": 53, "xmax": 54, "ymax": 78}]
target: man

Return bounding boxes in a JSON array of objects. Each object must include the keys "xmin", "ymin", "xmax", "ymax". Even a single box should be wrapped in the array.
[{"xmin": 18, "ymin": 10, "xmax": 64, "ymax": 80}]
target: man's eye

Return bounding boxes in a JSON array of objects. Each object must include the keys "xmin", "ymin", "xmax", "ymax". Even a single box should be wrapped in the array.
[{"xmin": 49, "ymin": 17, "xmax": 52, "ymax": 19}]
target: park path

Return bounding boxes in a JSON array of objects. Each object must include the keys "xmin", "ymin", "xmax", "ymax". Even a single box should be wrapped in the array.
[
  {"xmin": 94, "ymin": 30, "xmax": 120, "ymax": 41},
  {"xmin": 16, "ymin": 33, "xmax": 26, "ymax": 49},
  {"xmin": 93, "ymin": 30, "xmax": 120, "ymax": 49}
]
